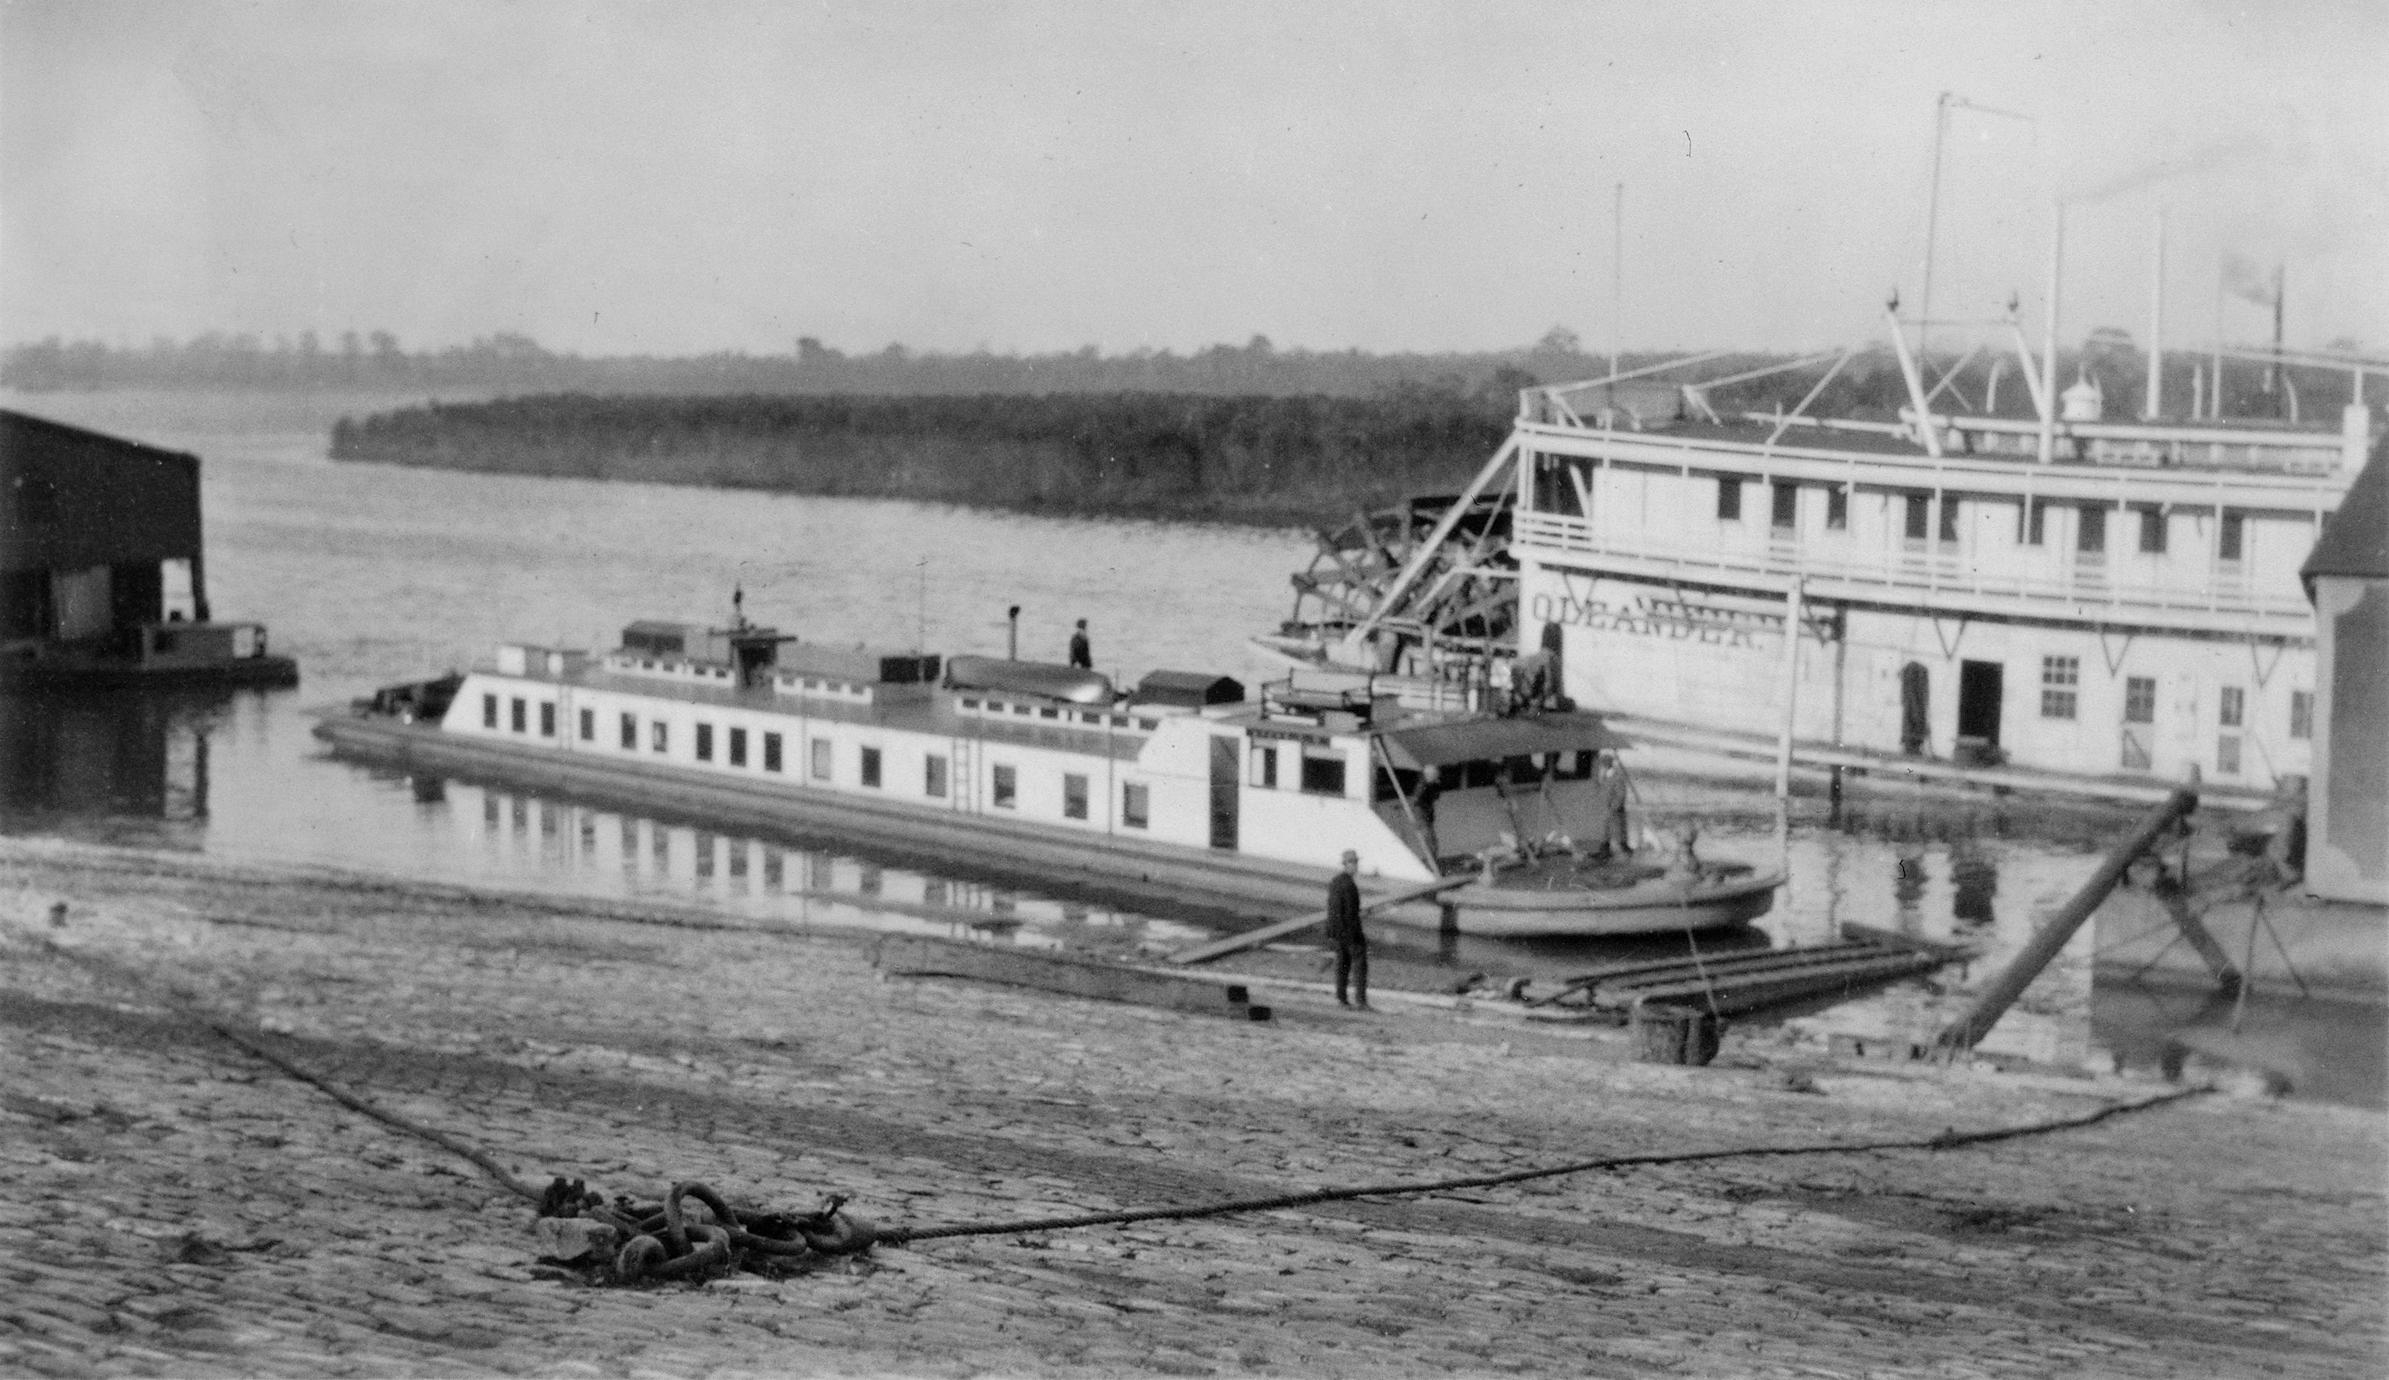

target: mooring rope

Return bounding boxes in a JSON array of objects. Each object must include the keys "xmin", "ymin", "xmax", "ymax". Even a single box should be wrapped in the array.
[{"xmin": 28, "ymin": 930, "xmax": 2210, "ymax": 1258}]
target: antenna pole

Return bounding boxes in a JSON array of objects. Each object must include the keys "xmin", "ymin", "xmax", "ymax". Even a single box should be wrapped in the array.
[
  {"xmin": 1610, "ymin": 181, "xmax": 1624, "ymax": 389},
  {"xmin": 2146, "ymin": 208, "xmax": 2165, "ymax": 419},
  {"xmin": 1921, "ymin": 93, "xmax": 1950, "ymax": 367}
]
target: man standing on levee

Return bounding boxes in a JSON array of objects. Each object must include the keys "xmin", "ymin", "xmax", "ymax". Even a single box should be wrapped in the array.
[{"xmin": 1326, "ymin": 848, "xmax": 1368, "ymax": 1009}]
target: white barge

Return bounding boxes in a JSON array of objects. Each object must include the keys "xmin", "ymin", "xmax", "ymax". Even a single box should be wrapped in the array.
[{"xmin": 314, "ymin": 619, "xmax": 1782, "ymax": 937}]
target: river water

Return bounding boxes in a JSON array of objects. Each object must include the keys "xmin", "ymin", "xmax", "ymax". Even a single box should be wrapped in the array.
[{"xmin": 4, "ymin": 388, "xmax": 2376, "ymax": 1104}]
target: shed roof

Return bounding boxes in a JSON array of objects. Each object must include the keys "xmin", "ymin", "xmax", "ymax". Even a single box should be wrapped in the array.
[
  {"xmin": 1376, "ymin": 710, "xmax": 1626, "ymax": 770},
  {"xmin": 2302, "ymin": 438, "xmax": 2389, "ymax": 591}
]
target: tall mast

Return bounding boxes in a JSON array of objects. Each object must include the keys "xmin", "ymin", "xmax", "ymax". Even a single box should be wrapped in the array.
[
  {"xmin": 2037, "ymin": 204, "xmax": 2062, "ymax": 466},
  {"xmin": 1610, "ymin": 181, "xmax": 1624, "ymax": 389},
  {"xmin": 2145, "ymin": 209, "xmax": 2165, "ymax": 419}
]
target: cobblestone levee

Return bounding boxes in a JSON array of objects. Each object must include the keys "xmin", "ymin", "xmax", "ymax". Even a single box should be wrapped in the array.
[{"xmin": 3, "ymin": 839, "xmax": 2382, "ymax": 1378}]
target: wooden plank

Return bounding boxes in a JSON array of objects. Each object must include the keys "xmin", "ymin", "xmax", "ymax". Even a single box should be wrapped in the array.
[
  {"xmin": 1167, "ymin": 875, "xmax": 1472, "ymax": 965},
  {"xmin": 875, "ymin": 935, "xmax": 1266, "ymax": 1019}
]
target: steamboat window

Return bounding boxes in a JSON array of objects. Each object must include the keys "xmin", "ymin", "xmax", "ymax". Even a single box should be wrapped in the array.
[
  {"xmin": 860, "ymin": 747, "xmax": 882, "ymax": 788},
  {"xmin": 1554, "ymin": 750, "xmax": 1596, "ymax": 780},
  {"xmin": 1299, "ymin": 752, "xmax": 1348, "ymax": 796},
  {"xmin": 809, "ymin": 737, "xmax": 831, "ymax": 781},
  {"xmin": 1122, "ymin": 782, "xmax": 1150, "ymax": 829},
  {"xmin": 621, "ymin": 712, "xmax": 637, "ymax": 750},
  {"xmin": 1250, "ymin": 744, "xmax": 1279, "ymax": 788},
  {"xmin": 2124, "ymin": 676, "xmax": 2156, "ymax": 724},
  {"xmin": 1903, "ymin": 494, "xmax": 1929, "ymax": 542},
  {"xmin": 763, "ymin": 731, "xmax": 783, "ymax": 772},
  {"xmin": 578, "ymin": 708, "xmax": 594, "ymax": 742},
  {"xmin": 2219, "ymin": 513, "xmax": 2245, "ymax": 562},
  {"xmin": 510, "ymin": 697, "xmax": 527, "ymax": 732},
  {"xmin": 1937, "ymin": 497, "xmax": 1960, "ymax": 544},
  {"xmin": 728, "ymin": 727, "xmax": 747, "ymax": 767},
  {"xmin": 2137, "ymin": 507, "xmax": 2168, "ymax": 554},
  {"xmin": 2024, "ymin": 500, "xmax": 2048, "ymax": 546},
  {"xmin": 1770, "ymin": 481, "xmax": 1798, "ymax": 530},
  {"xmin": 1063, "ymin": 773, "xmax": 1089, "ymax": 820},
  {"xmin": 695, "ymin": 724, "xmax": 714, "ymax": 761},
  {"xmin": 483, "ymin": 693, "xmax": 498, "ymax": 728},
  {"xmin": 2219, "ymin": 686, "xmax": 2244, "ymax": 728},
  {"xmin": 992, "ymin": 764, "xmax": 1017, "ymax": 808},
  {"xmin": 539, "ymin": 702, "xmax": 555, "ymax": 737},
  {"xmin": 651, "ymin": 721, "xmax": 668, "ymax": 753},
  {"xmin": 2077, "ymin": 505, "xmax": 2106, "ymax": 554},
  {"xmin": 924, "ymin": 753, "xmax": 948, "ymax": 797},
  {"xmin": 2290, "ymin": 691, "xmax": 2313, "ymax": 740},
  {"xmin": 1826, "ymin": 485, "xmax": 1849, "ymax": 531},
  {"xmin": 2040, "ymin": 656, "xmax": 2079, "ymax": 720},
  {"xmin": 1716, "ymin": 478, "xmax": 1742, "ymax": 521}
]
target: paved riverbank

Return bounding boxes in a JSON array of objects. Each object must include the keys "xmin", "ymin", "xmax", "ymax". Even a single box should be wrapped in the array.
[{"xmin": 3, "ymin": 838, "xmax": 2382, "ymax": 1378}]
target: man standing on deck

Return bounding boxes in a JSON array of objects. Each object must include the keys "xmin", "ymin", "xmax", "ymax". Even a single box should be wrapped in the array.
[
  {"xmin": 1326, "ymin": 849, "xmax": 1368, "ymax": 1009},
  {"xmin": 1068, "ymin": 619, "xmax": 1093, "ymax": 670}
]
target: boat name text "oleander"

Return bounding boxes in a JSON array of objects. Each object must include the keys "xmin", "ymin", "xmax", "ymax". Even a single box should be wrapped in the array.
[{"xmin": 1529, "ymin": 588, "xmax": 1780, "ymax": 647}]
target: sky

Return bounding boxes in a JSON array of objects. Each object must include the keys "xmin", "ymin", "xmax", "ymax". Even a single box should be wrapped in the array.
[{"xmin": 3, "ymin": 0, "xmax": 2384, "ymax": 358}]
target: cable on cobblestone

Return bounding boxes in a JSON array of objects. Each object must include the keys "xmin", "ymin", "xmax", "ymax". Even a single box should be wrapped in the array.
[
  {"xmin": 875, "ymin": 1082, "xmax": 2211, "ymax": 1245},
  {"xmin": 23, "ymin": 930, "xmax": 2214, "ymax": 1266}
]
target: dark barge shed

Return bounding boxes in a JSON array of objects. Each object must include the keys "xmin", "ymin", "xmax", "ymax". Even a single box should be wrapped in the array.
[{"xmin": 1, "ymin": 408, "xmax": 296, "ymax": 687}]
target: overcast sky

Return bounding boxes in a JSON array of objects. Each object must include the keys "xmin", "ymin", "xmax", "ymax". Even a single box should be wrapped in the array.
[{"xmin": 4, "ymin": 0, "xmax": 2382, "ymax": 358}]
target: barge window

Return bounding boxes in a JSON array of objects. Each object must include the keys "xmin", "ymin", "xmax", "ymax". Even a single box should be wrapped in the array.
[
  {"xmin": 2077, "ymin": 505, "xmax": 2107, "ymax": 554},
  {"xmin": 1903, "ymin": 494, "xmax": 1929, "ymax": 542},
  {"xmin": 860, "ymin": 747, "xmax": 882, "ymax": 787},
  {"xmin": 579, "ymin": 708, "xmax": 594, "ymax": 742},
  {"xmin": 728, "ymin": 727, "xmax": 747, "ymax": 767},
  {"xmin": 2290, "ymin": 691, "xmax": 2312, "ymax": 740},
  {"xmin": 510, "ymin": 697, "xmax": 527, "ymax": 733},
  {"xmin": 1250, "ymin": 744, "xmax": 1278, "ymax": 788},
  {"xmin": 2217, "ymin": 735, "xmax": 2241, "ymax": 775},
  {"xmin": 2219, "ymin": 513, "xmax": 2245, "ymax": 562},
  {"xmin": 2138, "ymin": 508, "xmax": 2168, "ymax": 554},
  {"xmin": 696, "ymin": 724, "xmax": 713, "ymax": 762},
  {"xmin": 809, "ymin": 737, "xmax": 831, "ymax": 781},
  {"xmin": 763, "ymin": 731, "xmax": 783, "ymax": 772},
  {"xmin": 992, "ymin": 764, "xmax": 1017, "ymax": 808},
  {"xmin": 483, "ymin": 694, "xmax": 497, "ymax": 729},
  {"xmin": 1122, "ymin": 782, "xmax": 1150, "ymax": 829},
  {"xmin": 651, "ymin": 721, "xmax": 668, "ymax": 753},
  {"xmin": 1826, "ymin": 485, "xmax": 1848, "ymax": 531},
  {"xmin": 925, "ymin": 754, "xmax": 947, "ymax": 797},
  {"xmin": 620, "ymin": 712, "xmax": 637, "ymax": 750},
  {"xmin": 1063, "ymin": 773, "xmax": 1088, "ymax": 820},
  {"xmin": 2040, "ymin": 657, "xmax": 2078, "ymax": 720},
  {"xmin": 2219, "ymin": 686, "xmax": 2244, "ymax": 728},
  {"xmin": 1716, "ymin": 478, "xmax": 1742, "ymax": 521},
  {"xmin": 1299, "ymin": 752, "xmax": 1347, "ymax": 796},
  {"xmin": 539, "ymin": 702, "xmax": 555, "ymax": 737},
  {"xmin": 2124, "ymin": 676, "xmax": 2156, "ymax": 724},
  {"xmin": 1771, "ymin": 481, "xmax": 1797, "ymax": 530}
]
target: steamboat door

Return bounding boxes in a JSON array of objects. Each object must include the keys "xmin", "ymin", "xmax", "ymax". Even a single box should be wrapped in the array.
[
  {"xmin": 1208, "ymin": 736, "xmax": 1240, "ymax": 850},
  {"xmin": 1957, "ymin": 660, "xmax": 2003, "ymax": 754}
]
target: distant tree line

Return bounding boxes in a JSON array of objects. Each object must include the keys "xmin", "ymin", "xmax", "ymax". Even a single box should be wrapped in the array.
[
  {"xmin": 9, "ymin": 324, "xmax": 2353, "ymax": 425},
  {"xmin": 330, "ymin": 391, "xmax": 1523, "ymax": 526}
]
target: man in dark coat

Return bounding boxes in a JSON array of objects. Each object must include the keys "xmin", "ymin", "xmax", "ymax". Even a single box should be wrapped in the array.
[
  {"xmin": 1068, "ymin": 619, "xmax": 1093, "ymax": 670},
  {"xmin": 1326, "ymin": 848, "xmax": 1368, "ymax": 1009}
]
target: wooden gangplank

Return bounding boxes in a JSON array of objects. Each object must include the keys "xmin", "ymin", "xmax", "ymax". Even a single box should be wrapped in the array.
[
  {"xmin": 876, "ymin": 935, "xmax": 1269, "ymax": 1019},
  {"xmin": 1168, "ymin": 875, "xmax": 1472, "ymax": 965}
]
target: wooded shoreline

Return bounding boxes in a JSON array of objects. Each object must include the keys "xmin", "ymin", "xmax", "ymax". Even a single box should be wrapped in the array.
[{"xmin": 330, "ymin": 390, "xmax": 1517, "ymax": 526}]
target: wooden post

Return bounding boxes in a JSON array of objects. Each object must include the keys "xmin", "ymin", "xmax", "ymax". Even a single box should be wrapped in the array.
[
  {"xmin": 1934, "ymin": 777, "xmax": 2197, "ymax": 1054},
  {"xmin": 1774, "ymin": 577, "xmax": 1805, "ymax": 803}
]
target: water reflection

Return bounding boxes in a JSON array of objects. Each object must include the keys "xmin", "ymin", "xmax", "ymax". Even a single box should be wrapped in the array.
[
  {"xmin": 0, "ymin": 689, "xmax": 227, "ymax": 830},
  {"xmin": 441, "ymin": 777, "xmax": 1212, "ymax": 953}
]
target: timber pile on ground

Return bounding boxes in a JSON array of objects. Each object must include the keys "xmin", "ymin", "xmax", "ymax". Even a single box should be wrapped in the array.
[{"xmin": 1, "ymin": 837, "xmax": 2381, "ymax": 1378}]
